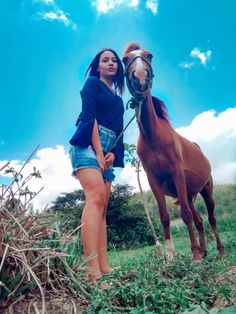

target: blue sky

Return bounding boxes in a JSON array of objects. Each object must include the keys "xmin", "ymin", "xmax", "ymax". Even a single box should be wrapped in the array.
[{"xmin": 1, "ymin": 0, "xmax": 236, "ymax": 209}]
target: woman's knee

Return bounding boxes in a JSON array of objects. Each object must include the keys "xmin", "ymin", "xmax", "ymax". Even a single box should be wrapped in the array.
[{"xmin": 87, "ymin": 191, "xmax": 106, "ymax": 209}]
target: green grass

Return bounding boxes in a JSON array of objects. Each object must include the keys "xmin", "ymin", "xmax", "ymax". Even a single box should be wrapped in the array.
[
  {"xmin": 82, "ymin": 221, "xmax": 236, "ymax": 314},
  {"xmin": 108, "ymin": 245, "xmax": 157, "ymax": 266},
  {"xmin": 108, "ymin": 238, "xmax": 190, "ymax": 269},
  {"xmin": 84, "ymin": 250, "xmax": 236, "ymax": 313}
]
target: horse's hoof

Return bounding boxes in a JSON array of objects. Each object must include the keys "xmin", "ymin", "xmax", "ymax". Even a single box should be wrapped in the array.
[
  {"xmin": 219, "ymin": 249, "xmax": 226, "ymax": 256},
  {"xmin": 201, "ymin": 251, "xmax": 207, "ymax": 258},
  {"xmin": 155, "ymin": 241, "xmax": 163, "ymax": 254},
  {"xmin": 166, "ymin": 251, "xmax": 174, "ymax": 263},
  {"xmin": 191, "ymin": 259, "xmax": 202, "ymax": 265},
  {"xmin": 191, "ymin": 259, "xmax": 203, "ymax": 270}
]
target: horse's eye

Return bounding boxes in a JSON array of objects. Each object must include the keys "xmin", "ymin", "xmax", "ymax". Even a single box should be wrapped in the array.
[
  {"xmin": 122, "ymin": 56, "xmax": 129, "ymax": 64},
  {"xmin": 147, "ymin": 53, "xmax": 153, "ymax": 61}
]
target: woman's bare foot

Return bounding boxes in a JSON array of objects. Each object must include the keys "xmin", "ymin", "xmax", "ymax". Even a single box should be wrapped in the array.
[
  {"xmin": 99, "ymin": 282, "xmax": 111, "ymax": 290},
  {"xmin": 88, "ymin": 275, "xmax": 111, "ymax": 290},
  {"xmin": 87, "ymin": 269, "xmax": 112, "ymax": 290},
  {"xmin": 101, "ymin": 266, "xmax": 121, "ymax": 275},
  {"xmin": 87, "ymin": 269, "xmax": 102, "ymax": 283}
]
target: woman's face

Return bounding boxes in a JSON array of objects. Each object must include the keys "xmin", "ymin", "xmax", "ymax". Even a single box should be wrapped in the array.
[{"xmin": 97, "ymin": 51, "xmax": 118, "ymax": 80}]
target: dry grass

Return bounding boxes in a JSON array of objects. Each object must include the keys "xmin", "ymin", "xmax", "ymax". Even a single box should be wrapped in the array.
[
  {"xmin": 0, "ymin": 204, "xmax": 89, "ymax": 313},
  {"xmin": 213, "ymin": 265, "xmax": 236, "ymax": 308},
  {"xmin": 1, "ymin": 291, "xmax": 88, "ymax": 314},
  {"xmin": 0, "ymin": 157, "xmax": 90, "ymax": 313}
]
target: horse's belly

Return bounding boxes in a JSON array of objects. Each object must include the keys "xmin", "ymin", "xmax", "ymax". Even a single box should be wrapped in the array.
[
  {"xmin": 162, "ymin": 182, "xmax": 178, "ymax": 198},
  {"xmin": 138, "ymin": 140, "xmax": 211, "ymax": 196},
  {"xmin": 143, "ymin": 160, "xmax": 210, "ymax": 197},
  {"xmin": 184, "ymin": 169, "xmax": 210, "ymax": 194},
  {"xmin": 145, "ymin": 168, "xmax": 179, "ymax": 197}
]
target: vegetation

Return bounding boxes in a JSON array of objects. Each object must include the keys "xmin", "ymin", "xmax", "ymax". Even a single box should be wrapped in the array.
[
  {"xmin": 49, "ymin": 182, "xmax": 236, "ymax": 251},
  {"xmin": 0, "ymin": 157, "xmax": 90, "ymax": 313},
  {"xmin": 0, "ymin": 154, "xmax": 236, "ymax": 313},
  {"xmin": 86, "ymin": 242, "xmax": 236, "ymax": 313}
]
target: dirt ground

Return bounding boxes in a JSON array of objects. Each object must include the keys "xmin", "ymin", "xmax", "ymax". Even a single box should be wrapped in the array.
[
  {"xmin": 0, "ymin": 292, "xmax": 89, "ymax": 314},
  {"xmin": 213, "ymin": 265, "xmax": 236, "ymax": 308}
]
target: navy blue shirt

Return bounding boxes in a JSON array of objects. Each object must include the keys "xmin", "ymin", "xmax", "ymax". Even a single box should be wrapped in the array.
[{"xmin": 70, "ymin": 76, "xmax": 124, "ymax": 167}]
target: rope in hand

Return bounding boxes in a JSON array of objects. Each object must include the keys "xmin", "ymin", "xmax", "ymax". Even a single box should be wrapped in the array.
[{"xmin": 109, "ymin": 97, "xmax": 138, "ymax": 152}]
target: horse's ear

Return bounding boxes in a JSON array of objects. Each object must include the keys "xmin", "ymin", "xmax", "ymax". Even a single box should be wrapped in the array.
[{"xmin": 124, "ymin": 43, "xmax": 140, "ymax": 54}]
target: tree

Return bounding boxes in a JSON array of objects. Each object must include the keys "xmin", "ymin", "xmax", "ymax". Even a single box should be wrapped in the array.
[
  {"xmin": 49, "ymin": 190, "xmax": 85, "ymax": 212},
  {"xmin": 48, "ymin": 182, "xmax": 163, "ymax": 249}
]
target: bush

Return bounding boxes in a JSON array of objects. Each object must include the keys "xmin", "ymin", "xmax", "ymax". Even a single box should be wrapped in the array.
[
  {"xmin": 106, "ymin": 184, "xmax": 162, "ymax": 249},
  {"xmin": 48, "ymin": 183, "xmax": 236, "ymax": 251}
]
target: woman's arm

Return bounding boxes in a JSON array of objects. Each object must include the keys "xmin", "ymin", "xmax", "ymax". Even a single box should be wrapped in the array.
[
  {"xmin": 70, "ymin": 78, "xmax": 99, "ymax": 147},
  {"xmin": 92, "ymin": 119, "xmax": 107, "ymax": 172}
]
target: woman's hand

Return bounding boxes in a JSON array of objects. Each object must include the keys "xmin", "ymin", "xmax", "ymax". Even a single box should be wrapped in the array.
[
  {"xmin": 105, "ymin": 152, "xmax": 115, "ymax": 167},
  {"xmin": 96, "ymin": 153, "xmax": 107, "ymax": 172}
]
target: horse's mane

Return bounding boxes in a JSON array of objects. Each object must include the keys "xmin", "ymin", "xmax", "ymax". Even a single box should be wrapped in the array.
[
  {"xmin": 152, "ymin": 96, "xmax": 170, "ymax": 121},
  {"xmin": 124, "ymin": 43, "xmax": 140, "ymax": 54}
]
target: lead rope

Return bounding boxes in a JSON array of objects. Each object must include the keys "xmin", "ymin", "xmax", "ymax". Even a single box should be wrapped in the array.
[
  {"xmin": 109, "ymin": 97, "xmax": 144, "ymax": 152},
  {"xmin": 109, "ymin": 113, "xmax": 135, "ymax": 152},
  {"xmin": 109, "ymin": 97, "xmax": 138, "ymax": 152},
  {"xmin": 136, "ymin": 160, "xmax": 163, "ymax": 253}
]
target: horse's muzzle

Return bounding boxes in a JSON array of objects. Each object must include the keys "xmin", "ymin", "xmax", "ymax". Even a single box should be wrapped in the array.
[{"xmin": 130, "ymin": 75, "xmax": 153, "ymax": 95}]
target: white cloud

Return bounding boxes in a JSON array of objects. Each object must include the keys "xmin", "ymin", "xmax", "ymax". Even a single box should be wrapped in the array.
[
  {"xmin": 190, "ymin": 47, "xmax": 212, "ymax": 66},
  {"xmin": 176, "ymin": 108, "xmax": 236, "ymax": 143},
  {"xmin": 145, "ymin": 0, "xmax": 159, "ymax": 15},
  {"xmin": 41, "ymin": 0, "xmax": 55, "ymax": 4},
  {"xmin": 92, "ymin": 0, "xmax": 158, "ymax": 14},
  {"xmin": 39, "ymin": 10, "xmax": 70, "ymax": 26},
  {"xmin": 120, "ymin": 107, "xmax": 236, "ymax": 190},
  {"xmin": 179, "ymin": 62, "xmax": 194, "ymax": 69},
  {"xmin": 0, "ymin": 146, "xmax": 79, "ymax": 211},
  {"xmin": 1, "ymin": 108, "xmax": 235, "ymax": 211},
  {"xmin": 93, "ymin": 0, "xmax": 114, "ymax": 14},
  {"xmin": 36, "ymin": 0, "xmax": 77, "ymax": 29},
  {"xmin": 130, "ymin": 0, "xmax": 140, "ymax": 7},
  {"xmin": 179, "ymin": 47, "xmax": 212, "ymax": 69},
  {"xmin": 120, "ymin": 162, "xmax": 150, "ymax": 191},
  {"xmin": 176, "ymin": 108, "xmax": 236, "ymax": 184}
]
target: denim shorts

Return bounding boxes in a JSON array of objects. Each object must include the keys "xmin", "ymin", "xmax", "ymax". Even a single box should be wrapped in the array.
[{"xmin": 69, "ymin": 125, "xmax": 116, "ymax": 182}]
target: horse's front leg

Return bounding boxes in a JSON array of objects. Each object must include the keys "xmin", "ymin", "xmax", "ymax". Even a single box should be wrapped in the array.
[
  {"xmin": 174, "ymin": 170, "xmax": 203, "ymax": 264},
  {"xmin": 147, "ymin": 173, "xmax": 175, "ymax": 262}
]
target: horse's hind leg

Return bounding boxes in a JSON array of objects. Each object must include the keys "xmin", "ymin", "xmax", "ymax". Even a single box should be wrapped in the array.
[
  {"xmin": 200, "ymin": 176, "xmax": 225, "ymax": 255},
  {"xmin": 188, "ymin": 198, "xmax": 207, "ymax": 257}
]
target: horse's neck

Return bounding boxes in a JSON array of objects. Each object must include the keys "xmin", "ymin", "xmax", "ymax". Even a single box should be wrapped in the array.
[{"xmin": 138, "ymin": 93, "xmax": 161, "ymax": 140}]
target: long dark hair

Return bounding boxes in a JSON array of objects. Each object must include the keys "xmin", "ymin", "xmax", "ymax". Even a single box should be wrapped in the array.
[{"xmin": 85, "ymin": 48, "xmax": 124, "ymax": 96}]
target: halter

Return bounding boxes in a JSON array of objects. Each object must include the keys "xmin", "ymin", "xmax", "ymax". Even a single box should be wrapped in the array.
[
  {"xmin": 124, "ymin": 55, "xmax": 154, "ymax": 79},
  {"xmin": 123, "ymin": 54, "xmax": 154, "ymax": 103}
]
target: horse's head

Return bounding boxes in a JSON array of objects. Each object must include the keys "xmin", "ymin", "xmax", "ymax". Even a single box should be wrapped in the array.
[{"xmin": 123, "ymin": 43, "xmax": 154, "ymax": 98}]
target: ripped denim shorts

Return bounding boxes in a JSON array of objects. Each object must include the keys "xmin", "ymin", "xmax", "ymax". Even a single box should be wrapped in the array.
[{"xmin": 69, "ymin": 125, "xmax": 116, "ymax": 182}]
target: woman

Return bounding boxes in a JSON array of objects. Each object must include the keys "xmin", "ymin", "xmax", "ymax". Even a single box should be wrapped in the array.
[{"xmin": 69, "ymin": 48, "xmax": 124, "ymax": 286}]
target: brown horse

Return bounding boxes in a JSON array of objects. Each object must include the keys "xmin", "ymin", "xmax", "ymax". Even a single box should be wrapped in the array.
[{"xmin": 123, "ymin": 43, "xmax": 225, "ymax": 263}]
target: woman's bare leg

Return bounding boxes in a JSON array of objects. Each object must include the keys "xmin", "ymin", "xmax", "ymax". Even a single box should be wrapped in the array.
[
  {"xmin": 76, "ymin": 168, "xmax": 106, "ymax": 282},
  {"xmin": 98, "ymin": 181, "xmax": 114, "ymax": 274}
]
